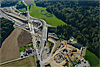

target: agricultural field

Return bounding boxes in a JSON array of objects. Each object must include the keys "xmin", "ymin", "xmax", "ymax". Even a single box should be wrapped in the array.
[
  {"xmin": 28, "ymin": 0, "xmax": 66, "ymax": 26},
  {"xmin": 1, "ymin": 56, "xmax": 36, "ymax": 67},
  {"xmin": 0, "ymin": 27, "xmax": 22, "ymax": 63},
  {"xmin": 0, "ymin": 27, "xmax": 33, "ymax": 63},
  {"xmin": 83, "ymin": 50, "xmax": 100, "ymax": 66}
]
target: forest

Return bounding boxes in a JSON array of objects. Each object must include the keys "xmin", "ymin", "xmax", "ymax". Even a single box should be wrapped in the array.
[
  {"xmin": 1, "ymin": 0, "xmax": 21, "ymax": 7},
  {"xmin": 35, "ymin": 1, "xmax": 99, "ymax": 58},
  {"xmin": 0, "ymin": 17, "xmax": 14, "ymax": 46}
]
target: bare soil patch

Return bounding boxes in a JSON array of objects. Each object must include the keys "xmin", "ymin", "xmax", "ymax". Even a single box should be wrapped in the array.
[
  {"xmin": 0, "ymin": 27, "xmax": 32, "ymax": 63},
  {"xmin": 24, "ymin": 0, "xmax": 33, "ymax": 5},
  {"xmin": 17, "ymin": 30, "xmax": 32, "ymax": 47}
]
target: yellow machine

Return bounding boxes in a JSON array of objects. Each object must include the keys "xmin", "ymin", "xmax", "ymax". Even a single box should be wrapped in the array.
[
  {"xmin": 64, "ymin": 55, "xmax": 67, "ymax": 59},
  {"xmin": 63, "ymin": 62, "xmax": 67, "ymax": 65}
]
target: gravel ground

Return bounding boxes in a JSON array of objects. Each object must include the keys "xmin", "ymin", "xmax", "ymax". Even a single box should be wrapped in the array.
[{"xmin": 24, "ymin": 0, "xmax": 33, "ymax": 5}]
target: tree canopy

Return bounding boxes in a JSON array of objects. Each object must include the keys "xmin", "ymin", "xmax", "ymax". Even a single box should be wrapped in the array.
[
  {"xmin": 35, "ymin": 1, "xmax": 99, "ymax": 58},
  {"xmin": 1, "ymin": 0, "xmax": 21, "ymax": 7},
  {"xmin": 0, "ymin": 17, "xmax": 14, "ymax": 44}
]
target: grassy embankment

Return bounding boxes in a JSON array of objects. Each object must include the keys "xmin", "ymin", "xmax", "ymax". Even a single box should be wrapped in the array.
[
  {"xmin": 28, "ymin": 0, "xmax": 66, "ymax": 26},
  {"xmin": 84, "ymin": 49, "xmax": 100, "ymax": 67}
]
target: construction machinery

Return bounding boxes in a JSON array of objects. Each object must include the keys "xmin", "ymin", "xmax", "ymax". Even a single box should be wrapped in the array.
[
  {"xmin": 63, "ymin": 62, "xmax": 67, "ymax": 65},
  {"xmin": 64, "ymin": 55, "xmax": 67, "ymax": 59}
]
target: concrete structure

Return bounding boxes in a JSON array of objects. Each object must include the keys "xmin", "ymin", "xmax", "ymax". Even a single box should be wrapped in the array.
[
  {"xmin": 1, "ymin": 7, "xmax": 28, "ymax": 23},
  {"xmin": 21, "ymin": 52, "xmax": 23, "ymax": 58}
]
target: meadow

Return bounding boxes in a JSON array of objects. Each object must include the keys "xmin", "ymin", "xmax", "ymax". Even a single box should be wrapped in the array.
[
  {"xmin": 28, "ymin": 0, "xmax": 66, "ymax": 26},
  {"xmin": 84, "ymin": 49, "xmax": 100, "ymax": 66}
]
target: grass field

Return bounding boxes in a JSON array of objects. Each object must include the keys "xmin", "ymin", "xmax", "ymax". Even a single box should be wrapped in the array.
[
  {"xmin": 83, "ymin": 49, "xmax": 100, "ymax": 66},
  {"xmin": 41, "ymin": 10, "xmax": 53, "ymax": 17},
  {"xmin": 18, "ymin": 8, "xmax": 26, "ymax": 12},
  {"xmin": 28, "ymin": 0, "xmax": 66, "ymax": 26},
  {"xmin": 96, "ymin": 63, "xmax": 100, "ymax": 67},
  {"xmin": 1, "ymin": 56, "xmax": 36, "ymax": 67}
]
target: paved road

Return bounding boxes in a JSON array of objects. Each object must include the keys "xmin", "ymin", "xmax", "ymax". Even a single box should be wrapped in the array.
[
  {"xmin": 43, "ymin": 38, "xmax": 56, "ymax": 63},
  {"xmin": 4, "ymin": 11, "xmax": 27, "ymax": 20},
  {"xmin": 22, "ymin": 0, "xmax": 27, "ymax": 6},
  {"xmin": 28, "ymin": 14, "xmax": 48, "ymax": 67},
  {"xmin": 24, "ymin": 0, "xmax": 48, "ymax": 60},
  {"xmin": 0, "ymin": 3, "xmax": 41, "ymax": 66},
  {"xmin": 0, "ymin": 10, "xmax": 13, "ymax": 21},
  {"xmin": 23, "ymin": 0, "xmax": 36, "ymax": 20},
  {"xmin": 23, "ymin": 0, "xmax": 58, "ymax": 67},
  {"xmin": 0, "ymin": 52, "xmax": 36, "ymax": 65},
  {"xmin": 12, "ymin": 6, "xmax": 20, "ymax": 12},
  {"xmin": 1, "ymin": 4, "xmax": 57, "ymax": 67},
  {"xmin": 0, "ymin": 58, "xmax": 22, "ymax": 65},
  {"xmin": 23, "ymin": 0, "xmax": 41, "ymax": 61},
  {"xmin": 0, "ymin": 9, "xmax": 29, "ymax": 31},
  {"xmin": 40, "ymin": 27, "xmax": 47, "ymax": 56}
]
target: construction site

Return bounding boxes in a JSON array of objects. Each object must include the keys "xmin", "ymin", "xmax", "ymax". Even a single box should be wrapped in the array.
[
  {"xmin": 44, "ymin": 39, "xmax": 90, "ymax": 67},
  {"xmin": 0, "ymin": 0, "xmax": 91, "ymax": 67}
]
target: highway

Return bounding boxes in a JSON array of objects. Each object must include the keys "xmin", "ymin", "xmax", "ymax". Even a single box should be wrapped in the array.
[
  {"xmin": 1, "ymin": 1, "xmax": 49, "ymax": 66},
  {"xmin": 0, "ymin": 10, "xmax": 13, "ymax": 21},
  {"xmin": 0, "ymin": 10, "xmax": 29, "ymax": 31},
  {"xmin": 1, "ymin": 2, "xmax": 57, "ymax": 66},
  {"xmin": 23, "ymin": 0, "xmax": 57, "ymax": 67},
  {"xmin": 23, "ymin": 0, "xmax": 42, "ymax": 62},
  {"xmin": 40, "ymin": 27, "xmax": 47, "ymax": 56},
  {"xmin": 4, "ymin": 12, "xmax": 27, "ymax": 21},
  {"xmin": 12, "ymin": 6, "xmax": 20, "ymax": 13}
]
